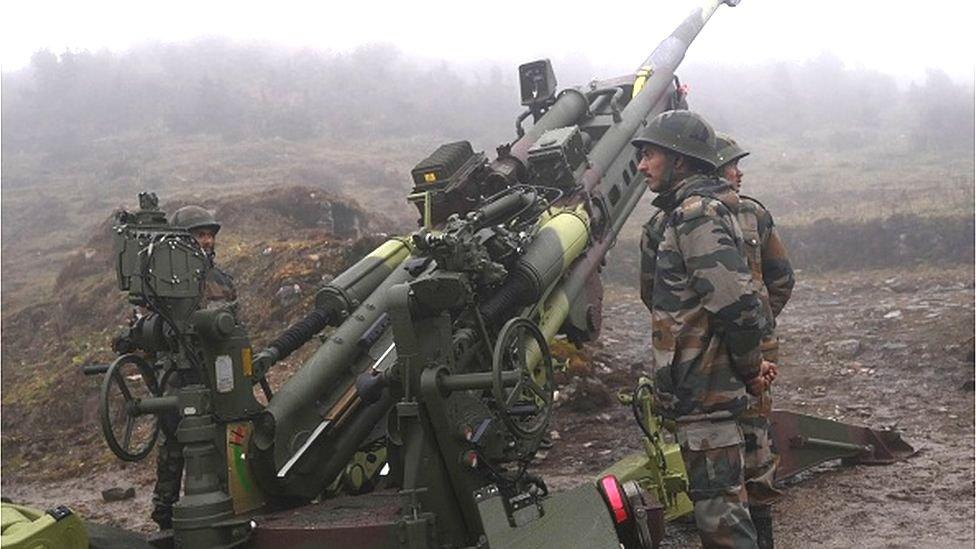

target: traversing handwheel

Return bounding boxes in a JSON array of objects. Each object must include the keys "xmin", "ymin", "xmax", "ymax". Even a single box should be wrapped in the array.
[
  {"xmin": 98, "ymin": 353, "xmax": 161, "ymax": 461},
  {"xmin": 491, "ymin": 317, "xmax": 554, "ymax": 438}
]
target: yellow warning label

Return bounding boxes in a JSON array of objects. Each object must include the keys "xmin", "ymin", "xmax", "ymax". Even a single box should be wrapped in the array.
[
  {"xmin": 242, "ymin": 347, "xmax": 253, "ymax": 377},
  {"xmin": 633, "ymin": 66, "xmax": 653, "ymax": 98}
]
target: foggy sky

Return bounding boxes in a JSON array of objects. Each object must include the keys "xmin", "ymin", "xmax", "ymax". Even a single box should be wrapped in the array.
[{"xmin": 2, "ymin": 0, "xmax": 974, "ymax": 85}]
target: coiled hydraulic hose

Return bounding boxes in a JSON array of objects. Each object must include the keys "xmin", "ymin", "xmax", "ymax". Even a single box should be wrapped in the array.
[{"xmin": 266, "ymin": 307, "xmax": 336, "ymax": 361}]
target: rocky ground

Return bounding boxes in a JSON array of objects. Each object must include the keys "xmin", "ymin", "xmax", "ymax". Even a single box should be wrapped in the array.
[{"xmin": 2, "ymin": 265, "xmax": 973, "ymax": 547}]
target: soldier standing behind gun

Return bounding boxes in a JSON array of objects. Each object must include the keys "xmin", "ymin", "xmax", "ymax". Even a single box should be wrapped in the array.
[
  {"xmin": 714, "ymin": 133, "xmax": 795, "ymax": 549},
  {"xmin": 113, "ymin": 205, "xmax": 237, "ymax": 530},
  {"xmin": 633, "ymin": 110, "xmax": 775, "ymax": 549}
]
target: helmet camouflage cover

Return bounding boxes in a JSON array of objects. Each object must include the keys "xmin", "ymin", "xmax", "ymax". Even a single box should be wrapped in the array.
[
  {"xmin": 714, "ymin": 132, "xmax": 750, "ymax": 168},
  {"xmin": 631, "ymin": 110, "xmax": 718, "ymax": 169},
  {"xmin": 171, "ymin": 205, "xmax": 220, "ymax": 234}
]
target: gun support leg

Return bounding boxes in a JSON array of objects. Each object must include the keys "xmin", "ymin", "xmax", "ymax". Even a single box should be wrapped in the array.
[
  {"xmin": 171, "ymin": 387, "xmax": 251, "ymax": 547},
  {"xmin": 770, "ymin": 410, "xmax": 916, "ymax": 482}
]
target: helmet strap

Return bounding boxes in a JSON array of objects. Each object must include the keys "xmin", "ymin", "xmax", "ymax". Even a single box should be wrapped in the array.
[{"xmin": 659, "ymin": 152, "xmax": 678, "ymax": 191}]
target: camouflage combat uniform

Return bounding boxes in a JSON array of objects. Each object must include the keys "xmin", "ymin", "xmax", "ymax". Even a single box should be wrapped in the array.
[
  {"xmin": 648, "ymin": 174, "xmax": 766, "ymax": 548},
  {"xmin": 151, "ymin": 259, "xmax": 237, "ymax": 529},
  {"xmin": 736, "ymin": 196, "xmax": 794, "ymax": 507},
  {"xmin": 639, "ymin": 209, "xmax": 667, "ymax": 312}
]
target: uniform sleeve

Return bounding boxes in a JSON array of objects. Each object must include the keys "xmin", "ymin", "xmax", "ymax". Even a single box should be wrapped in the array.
[
  {"xmin": 676, "ymin": 205, "xmax": 765, "ymax": 381},
  {"xmin": 205, "ymin": 267, "xmax": 238, "ymax": 303},
  {"xmin": 758, "ymin": 212, "xmax": 795, "ymax": 317},
  {"xmin": 639, "ymin": 212, "xmax": 666, "ymax": 311}
]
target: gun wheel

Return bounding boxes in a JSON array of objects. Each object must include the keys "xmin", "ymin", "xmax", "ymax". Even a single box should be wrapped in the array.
[
  {"xmin": 491, "ymin": 317, "xmax": 554, "ymax": 439},
  {"xmin": 99, "ymin": 354, "xmax": 161, "ymax": 462}
]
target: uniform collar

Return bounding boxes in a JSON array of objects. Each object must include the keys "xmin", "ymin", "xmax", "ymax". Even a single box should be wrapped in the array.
[{"xmin": 651, "ymin": 174, "xmax": 733, "ymax": 212}]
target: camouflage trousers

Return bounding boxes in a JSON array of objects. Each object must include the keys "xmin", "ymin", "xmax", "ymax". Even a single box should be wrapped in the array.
[
  {"xmin": 151, "ymin": 371, "xmax": 190, "ymax": 530},
  {"xmin": 676, "ymin": 420, "xmax": 758, "ymax": 549},
  {"xmin": 740, "ymin": 392, "xmax": 782, "ymax": 507},
  {"xmin": 740, "ymin": 337, "xmax": 784, "ymax": 507},
  {"xmin": 151, "ymin": 428, "xmax": 184, "ymax": 529}
]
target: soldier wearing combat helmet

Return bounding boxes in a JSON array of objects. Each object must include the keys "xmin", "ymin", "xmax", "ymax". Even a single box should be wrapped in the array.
[
  {"xmin": 713, "ymin": 133, "xmax": 794, "ymax": 340},
  {"xmin": 170, "ymin": 205, "xmax": 237, "ymax": 307},
  {"xmin": 149, "ymin": 204, "xmax": 237, "ymax": 529},
  {"xmin": 714, "ymin": 132, "xmax": 795, "ymax": 549},
  {"xmin": 633, "ymin": 110, "xmax": 775, "ymax": 548}
]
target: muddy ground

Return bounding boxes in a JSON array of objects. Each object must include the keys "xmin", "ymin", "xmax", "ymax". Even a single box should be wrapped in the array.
[
  {"xmin": 2, "ymin": 265, "xmax": 973, "ymax": 547},
  {"xmin": 539, "ymin": 265, "xmax": 975, "ymax": 548}
]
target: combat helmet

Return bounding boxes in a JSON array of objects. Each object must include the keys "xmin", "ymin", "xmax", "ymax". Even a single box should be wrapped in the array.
[
  {"xmin": 631, "ymin": 110, "xmax": 718, "ymax": 169},
  {"xmin": 171, "ymin": 205, "xmax": 220, "ymax": 234},
  {"xmin": 713, "ymin": 132, "xmax": 750, "ymax": 168}
]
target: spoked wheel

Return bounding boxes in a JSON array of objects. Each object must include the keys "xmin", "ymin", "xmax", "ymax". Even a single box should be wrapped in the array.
[
  {"xmin": 491, "ymin": 317, "xmax": 554, "ymax": 439},
  {"xmin": 99, "ymin": 354, "xmax": 161, "ymax": 461}
]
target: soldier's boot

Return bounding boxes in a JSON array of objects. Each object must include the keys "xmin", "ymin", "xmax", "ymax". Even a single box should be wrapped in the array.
[
  {"xmin": 750, "ymin": 505, "xmax": 773, "ymax": 549},
  {"xmin": 151, "ymin": 441, "xmax": 185, "ymax": 530}
]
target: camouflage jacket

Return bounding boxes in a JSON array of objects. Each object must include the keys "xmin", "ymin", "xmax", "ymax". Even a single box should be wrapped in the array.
[
  {"xmin": 737, "ymin": 196, "xmax": 794, "ymax": 324},
  {"xmin": 203, "ymin": 256, "xmax": 237, "ymax": 308},
  {"xmin": 643, "ymin": 195, "xmax": 795, "ymax": 339},
  {"xmin": 646, "ymin": 175, "xmax": 766, "ymax": 419},
  {"xmin": 639, "ymin": 209, "xmax": 667, "ymax": 311}
]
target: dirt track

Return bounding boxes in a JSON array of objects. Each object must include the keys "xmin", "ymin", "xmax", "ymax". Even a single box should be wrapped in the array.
[{"xmin": 2, "ymin": 266, "xmax": 973, "ymax": 547}]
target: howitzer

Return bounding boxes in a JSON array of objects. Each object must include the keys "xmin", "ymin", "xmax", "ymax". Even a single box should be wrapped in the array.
[
  {"xmin": 238, "ymin": 2, "xmax": 739, "ymax": 540},
  {"xmin": 87, "ymin": 1, "xmax": 912, "ymax": 547},
  {"xmin": 245, "ymin": 0, "xmax": 733, "ymax": 513}
]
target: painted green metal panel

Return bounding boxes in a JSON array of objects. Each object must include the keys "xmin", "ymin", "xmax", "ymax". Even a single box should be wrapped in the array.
[
  {"xmin": 0, "ymin": 503, "xmax": 88, "ymax": 549},
  {"xmin": 482, "ymin": 484, "xmax": 620, "ymax": 549}
]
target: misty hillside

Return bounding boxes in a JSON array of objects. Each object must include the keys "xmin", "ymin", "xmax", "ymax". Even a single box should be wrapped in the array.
[
  {"xmin": 1, "ymin": 41, "xmax": 973, "ymax": 305},
  {"xmin": 0, "ymin": 41, "xmax": 519, "ymax": 158},
  {"xmin": 3, "ymin": 41, "xmax": 973, "ymax": 159}
]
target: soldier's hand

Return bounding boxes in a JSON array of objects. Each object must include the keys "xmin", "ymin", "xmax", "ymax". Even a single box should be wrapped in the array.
[
  {"xmin": 111, "ymin": 332, "xmax": 135, "ymax": 354},
  {"xmin": 760, "ymin": 360, "xmax": 778, "ymax": 384},
  {"xmin": 745, "ymin": 374, "xmax": 768, "ymax": 397}
]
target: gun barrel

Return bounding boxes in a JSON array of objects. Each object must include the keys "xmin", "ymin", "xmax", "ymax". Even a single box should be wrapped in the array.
[
  {"xmin": 531, "ymin": 1, "xmax": 737, "ymax": 356},
  {"xmin": 636, "ymin": 0, "xmax": 733, "ymax": 80},
  {"xmin": 583, "ymin": 0, "xmax": 733, "ymax": 200}
]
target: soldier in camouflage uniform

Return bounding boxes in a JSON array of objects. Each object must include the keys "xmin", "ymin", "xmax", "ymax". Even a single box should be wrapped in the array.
[
  {"xmin": 151, "ymin": 205, "xmax": 237, "ymax": 530},
  {"xmin": 634, "ymin": 110, "xmax": 774, "ymax": 549},
  {"xmin": 714, "ymin": 134, "xmax": 794, "ymax": 549}
]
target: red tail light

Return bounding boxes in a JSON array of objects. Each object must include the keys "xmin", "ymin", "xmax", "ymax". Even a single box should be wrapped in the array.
[{"xmin": 598, "ymin": 474, "xmax": 629, "ymax": 524}]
